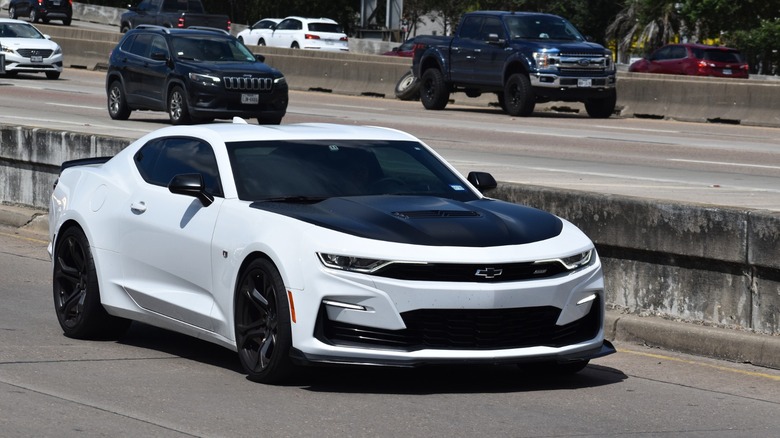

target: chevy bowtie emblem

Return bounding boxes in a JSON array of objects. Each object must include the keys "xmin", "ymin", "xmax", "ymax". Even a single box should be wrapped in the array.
[{"xmin": 475, "ymin": 267, "xmax": 503, "ymax": 279}]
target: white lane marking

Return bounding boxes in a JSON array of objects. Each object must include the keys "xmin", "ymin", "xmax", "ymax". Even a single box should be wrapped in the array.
[
  {"xmin": 593, "ymin": 125, "xmax": 680, "ymax": 133},
  {"xmin": 51, "ymin": 103, "xmax": 105, "ymax": 111},
  {"xmin": 322, "ymin": 103, "xmax": 387, "ymax": 111},
  {"xmin": 668, "ymin": 158, "xmax": 780, "ymax": 171}
]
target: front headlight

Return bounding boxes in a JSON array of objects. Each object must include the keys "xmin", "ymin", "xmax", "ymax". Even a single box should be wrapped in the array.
[
  {"xmin": 533, "ymin": 50, "xmax": 560, "ymax": 70},
  {"xmin": 536, "ymin": 249, "xmax": 594, "ymax": 271},
  {"xmin": 274, "ymin": 76, "xmax": 286, "ymax": 85},
  {"xmin": 189, "ymin": 72, "xmax": 222, "ymax": 86},
  {"xmin": 317, "ymin": 253, "xmax": 391, "ymax": 273},
  {"xmin": 54, "ymin": 45, "xmax": 62, "ymax": 56}
]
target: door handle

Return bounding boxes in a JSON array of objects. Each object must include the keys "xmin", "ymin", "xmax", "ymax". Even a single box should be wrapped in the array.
[{"xmin": 130, "ymin": 201, "xmax": 147, "ymax": 214}]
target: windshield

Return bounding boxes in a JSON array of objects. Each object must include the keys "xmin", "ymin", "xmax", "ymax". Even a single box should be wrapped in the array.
[
  {"xmin": 505, "ymin": 15, "xmax": 585, "ymax": 41},
  {"xmin": 0, "ymin": 23, "xmax": 44, "ymax": 39},
  {"xmin": 227, "ymin": 140, "xmax": 478, "ymax": 202},
  {"xmin": 172, "ymin": 36, "xmax": 256, "ymax": 62}
]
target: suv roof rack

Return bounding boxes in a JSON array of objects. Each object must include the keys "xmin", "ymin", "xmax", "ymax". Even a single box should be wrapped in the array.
[
  {"xmin": 134, "ymin": 24, "xmax": 171, "ymax": 33},
  {"xmin": 186, "ymin": 26, "xmax": 231, "ymax": 35}
]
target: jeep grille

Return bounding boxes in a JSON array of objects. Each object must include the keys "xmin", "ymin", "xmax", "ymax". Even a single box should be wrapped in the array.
[{"xmin": 223, "ymin": 76, "xmax": 273, "ymax": 91}]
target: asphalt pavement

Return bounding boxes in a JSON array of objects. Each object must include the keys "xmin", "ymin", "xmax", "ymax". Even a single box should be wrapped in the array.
[{"xmin": 3, "ymin": 202, "xmax": 778, "ymax": 370}]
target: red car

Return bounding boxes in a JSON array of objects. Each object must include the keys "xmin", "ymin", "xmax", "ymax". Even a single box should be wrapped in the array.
[
  {"xmin": 629, "ymin": 43, "xmax": 749, "ymax": 78},
  {"xmin": 382, "ymin": 38, "xmax": 415, "ymax": 57}
]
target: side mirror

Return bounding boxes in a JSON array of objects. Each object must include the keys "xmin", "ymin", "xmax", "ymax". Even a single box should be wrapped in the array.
[
  {"xmin": 150, "ymin": 51, "xmax": 168, "ymax": 61},
  {"xmin": 168, "ymin": 173, "xmax": 214, "ymax": 207},
  {"xmin": 486, "ymin": 33, "xmax": 504, "ymax": 45},
  {"xmin": 254, "ymin": 53, "xmax": 265, "ymax": 63},
  {"xmin": 467, "ymin": 171, "xmax": 497, "ymax": 192}
]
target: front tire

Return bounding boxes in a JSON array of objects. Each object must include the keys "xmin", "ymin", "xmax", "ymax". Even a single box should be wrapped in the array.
[
  {"xmin": 53, "ymin": 227, "xmax": 130, "ymax": 339},
  {"xmin": 30, "ymin": 8, "xmax": 39, "ymax": 23},
  {"xmin": 420, "ymin": 68, "xmax": 449, "ymax": 110},
  {"xmin": 107, "ymin": 80, "xmax": 131, "ymax": 120},
  {"xmin": 394, "ymin": 70, "xmax": 420, "ymax": 101},
  {"xmin": 235, "ymin": 258, "xmax": 295, "ymax": 384},
  {"xmin": 585, "ymin": 90, "xmax": 617, "ymax": 118},
  {"xmin": 503, "ymin": 73, "xmax": 535, "ymax": 116},
  {"xmin": 168, "ymin": 85, "xmax": 193, "ymax": 125},
  {"xmin": 9, "ymin": 6, "xmax": 18, "ymax": 19}
]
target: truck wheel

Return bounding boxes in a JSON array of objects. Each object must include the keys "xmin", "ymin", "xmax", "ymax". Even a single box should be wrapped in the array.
[
  {"xmin": 420, "ymin": 68, "xmax": 449, "ymax": 110},
  {"xmin": 395, "ymin": 70, "xmax": 420, "ymax": 101},
  {"xmin": 503, "ymin": 74, "xmax": 535, "ymax": 117},
  {"xmin": 585, "ymin": 90, "xmax": 617, "ymax": 118}
]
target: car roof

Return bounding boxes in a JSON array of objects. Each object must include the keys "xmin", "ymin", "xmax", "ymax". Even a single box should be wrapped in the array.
[
  {"xmin": 667, "ymin": 43, "xmax": 741, "ymax": 52},
  {"xmin": 281, "ymin": 16, "xmax": 339, "ymax": 24},
  {"xmin": 146, "ymin": 121, "xmax": 420, "ymax": 144},
  {"xmin": 129, "ymin": 25, "xmax": 231, "ymax": 38}
]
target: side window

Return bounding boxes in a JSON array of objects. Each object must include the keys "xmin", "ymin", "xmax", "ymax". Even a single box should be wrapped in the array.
[
  {"xmin": 150, "ymin": 35, "xmax": 168, "ymax": 58},
  {"xmin": 276, "ymin": 19, "xmax": 294, "ymax": 30},
  {"xmin": 458, "ymin": 16, "xmax": 483, "ymax": 41},
  {"xmin": 127, "ymin": 33, "xmax": 153, "ymax": 58},
  {"xmin": 134, "ymin": 137, "xmax": 224, "ymax": 197},
  {"xmin": 671, "ymin": 46, "xmax": 687, "ymax": 59},
  {"xmin": 652, "ymin": 46, "xmax": 670, "ymax": 61},
  {"xmin": 120, "ymin": 34, "xmax": 136, "ymax": 53},
  {"xmin": 481, "ymin": 17, "xmax": 505, "ymax": 40}
]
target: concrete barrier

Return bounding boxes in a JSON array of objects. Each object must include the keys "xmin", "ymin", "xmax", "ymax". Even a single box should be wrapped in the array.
[{"xmin": 1, "ymin": 122, "xmax": 779, "ymax": 339}]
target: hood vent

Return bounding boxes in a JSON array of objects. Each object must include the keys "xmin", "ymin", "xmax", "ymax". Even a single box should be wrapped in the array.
[{"xmin": 393, "ymin": 210, "xmax": 482, "ymax": 219}]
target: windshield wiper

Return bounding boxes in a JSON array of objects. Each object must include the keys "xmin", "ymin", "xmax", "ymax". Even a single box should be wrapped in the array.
[{"xmin": 256, "ymin": 196, "xmax": 328, "ymax": 204}]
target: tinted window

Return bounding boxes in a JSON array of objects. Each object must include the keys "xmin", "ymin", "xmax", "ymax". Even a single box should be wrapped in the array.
[
  {"xmin": 481, "ymin": 17, "xmax": 505, "ymax": 40},
  {"xmin": 227, "ymin": 140, "xmax": 478, "ymax": 202},
  {"xmin": 505, "ymin": 15, "xmax": 584, "ymax": 41},
  {"xmin": 308, "ymin": 23, "xmax": 342, "ymax": 33},
  {"xmin": 276, "ymin": 19, "xmax": 301, "ymax": 30},
  {"xmin": 458, "ymin": 16, "xmax": 483, "ymax": 40},
  {"xmin": 126, "ymin": 33, "xmax": 153, "ymax": 58},
  {"xmin": 135, "ymin": 137, "xmax": 223, "ymax": 196},
  {"xmin": 703, "ymin": 49, "xmax": 743, "ymax": 63}
]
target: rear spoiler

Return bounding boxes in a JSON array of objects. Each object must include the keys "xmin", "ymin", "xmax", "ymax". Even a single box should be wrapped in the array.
[{"xmin": 60, "ymin": 157, "xmax": 112, "ymax": 173}]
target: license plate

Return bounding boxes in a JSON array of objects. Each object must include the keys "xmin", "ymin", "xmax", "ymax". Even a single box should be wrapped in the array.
[
  {"xmin": 577, "ymin": 78, "xmax": 592, "ymax": 87},
  {"xmin": 52, "ymin": 0, "xmax": 61, "ymax": 5},
  {"xmin": 723, "ymin": 68, "xmax": 732, "ymax": 75},
  {"xmin": 241, "ymin": 94, "xmax": 259, "ymax": 104},
  {"xmin": 31, "ymin": 56, "xmax": 43, "ymax": 63}
]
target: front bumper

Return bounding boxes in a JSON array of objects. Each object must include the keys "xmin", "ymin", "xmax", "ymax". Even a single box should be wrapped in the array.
[
  {"xmin": 287, "ymin": 255, "xmax": 611, "ymax": 367},
  {"xmin": 1, "ymin": 53, "xmax": 63, "ymax": 74},
  {"xmin": 531, "ymin": 72, "xmax": 616, "ymax": 89},
  {"xmin": 187, "ymin": 82, "xmax": 289, "ymax": 120}
]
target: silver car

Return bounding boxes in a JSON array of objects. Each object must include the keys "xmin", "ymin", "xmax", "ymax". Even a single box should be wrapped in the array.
[{"xmin": 0, "ymin": 18, "xmax": 63, "ymax": 79}]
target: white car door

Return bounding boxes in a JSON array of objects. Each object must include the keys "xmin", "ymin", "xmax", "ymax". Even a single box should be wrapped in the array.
[
  {"xmin": 118, "ymin": 136, "xmax": 224, "ymax": 331},
  {"xmin": 270, "ymin": 18, "xmax": 300, "ymax": 48}
]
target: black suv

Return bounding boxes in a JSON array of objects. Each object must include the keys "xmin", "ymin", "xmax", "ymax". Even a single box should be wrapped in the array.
[
  {"xmin": 8, "ymin": 0, "xmax": 73, "ymax": 26},
  {"xmin": 106, "ymin": 26, "xmax": 288, "ymax": 125}
]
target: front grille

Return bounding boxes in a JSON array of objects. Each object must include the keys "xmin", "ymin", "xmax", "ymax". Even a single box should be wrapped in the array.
[
  {"xmin": 373, "ymin": 261, "xmax": 568, "ymax": 282},
  {"xmin": 18, "ymin": 49, "xmax": 53, "ymax": 58},
  {"xmin": 223, "ymin": 76, "xmax": 273, "ymax": 91},
  {"xmin": 317, "ymin": 297, "xmax": 601, "ymax": 351}
]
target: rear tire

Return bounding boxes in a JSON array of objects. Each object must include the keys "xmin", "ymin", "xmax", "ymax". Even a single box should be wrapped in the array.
[
  {"xmin": 9, "ymin": 6, "xmax": 18, "ymax": 19},
  {"xmin": 53, "ymin": 226, "xmax": 130, "ymax": 340},
  {"xmin": 503, "ymin": 73, "xmax": 535, "ymax": 116},
  {"xmin": 235, "ymin": 258, "xmax": 295, "ymax": 384},
  {"xmin": 168, "ymin": 85, "xmax": 193, "ymax": 125},
  {"xmin": 420, "ymin": 68, "xmax": 449, "ymax": 110},
  {"xmin": 291, "ymin": 42, "xmax": 300, "ymax": 49},
  {"xmin": 30, "ymin": 8, "xmax": 39, "ymax": 23},
  {"xmin": 585, "ymin": 90, "xmax": 617, "ymax": 118},
  {"xmin": 394, "ymin": 70, "xmax": 420, "ymax": 101},
  {"xmin": 107, "ymin": 80, "xmax": 131, "ymax": 120}
]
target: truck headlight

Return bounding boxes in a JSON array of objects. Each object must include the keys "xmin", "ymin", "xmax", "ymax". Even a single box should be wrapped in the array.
[{"xmin": 533, "ymin": 51, "xmax": 560, "ymax": 70}]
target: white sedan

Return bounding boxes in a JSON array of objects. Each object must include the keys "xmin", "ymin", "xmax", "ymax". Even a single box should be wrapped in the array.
[
  {"xmin": 236, "ymin": 18, "xmax": 281, "ymax": 46},
  {"xmin": 49, "ymin": 119, "xmax": 614, "ymax": 383},
  {"xmin": 0, "ymin": 18, "xmax": 63, "ymax": 79}
]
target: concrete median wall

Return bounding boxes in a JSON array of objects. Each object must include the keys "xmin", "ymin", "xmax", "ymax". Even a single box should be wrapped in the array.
[{"xmin": 1, "ymin": 123, "xmax": 779, "ymax": 338}]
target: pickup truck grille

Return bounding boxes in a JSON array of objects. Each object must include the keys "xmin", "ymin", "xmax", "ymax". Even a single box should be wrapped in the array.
[{"xmin": 223, "ymin": 76, "xmax": 273, "ymax": 91}]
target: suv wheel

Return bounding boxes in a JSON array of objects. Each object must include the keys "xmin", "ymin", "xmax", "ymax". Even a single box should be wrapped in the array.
[
  {"xmin": 9, "ymin": 6, "xmax": 18, "ymax": 19},
  {"xmin": 168, "ymin": 86, "xmax": 193, "ymax": 125},
  {"xmin": 107, "ymin": 81, "xmax": 131, "ymax": 120},
  {"xmin": 30, "ymin": 8, "xmax": 39, "ymax": 23}
]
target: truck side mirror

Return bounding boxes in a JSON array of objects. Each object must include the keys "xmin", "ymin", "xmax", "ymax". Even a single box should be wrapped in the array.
[{"xmin": 467, "ymin": 171, "xmax": 497, "ymax": 192}]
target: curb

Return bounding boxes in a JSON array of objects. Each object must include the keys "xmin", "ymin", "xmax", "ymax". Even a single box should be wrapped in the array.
[{"xmin": 3, "ymin": 204, "xmax": 778, "ymax": 370}]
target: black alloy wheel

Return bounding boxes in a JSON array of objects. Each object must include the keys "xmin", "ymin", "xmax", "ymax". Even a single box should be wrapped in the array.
[
  {"xmin": 503, "ymin": 73, "xmax": 535, "ymax": 117},
  {"xmin": 419, "ymin": 68, "xmax": 449, "ymax": 110},
  {"xmin": 235, "ymin": 258, "xmax": 294, "ymax": 384},
  {"xmin": 53, "ymin": 227, "xmax": 130, "ymax": 339}
]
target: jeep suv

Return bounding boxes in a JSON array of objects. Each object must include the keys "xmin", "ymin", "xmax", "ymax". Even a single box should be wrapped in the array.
[
  {"xmin": 8, "ymin": 0, "xmax": 73, "ymax": 26},
  {"xmin": 106, "ymin": 26, "xmax": 288, "ymax": 125}
]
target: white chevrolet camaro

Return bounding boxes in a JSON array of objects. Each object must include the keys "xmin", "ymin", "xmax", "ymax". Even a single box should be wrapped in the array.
[{"xmin": 49, "ymin": 119, "xmax": 614, "ymax": 383}]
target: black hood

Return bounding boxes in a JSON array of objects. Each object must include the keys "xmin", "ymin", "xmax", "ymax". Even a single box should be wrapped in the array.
[{"xmin": 251, "ymin": 196, "xmax": 563, "ymax": 247}]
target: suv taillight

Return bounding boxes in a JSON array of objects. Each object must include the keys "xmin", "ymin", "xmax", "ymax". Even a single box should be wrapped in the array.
[{"xmin": 305, "ymin": 34, "xmax": 320, "ymax": 40}]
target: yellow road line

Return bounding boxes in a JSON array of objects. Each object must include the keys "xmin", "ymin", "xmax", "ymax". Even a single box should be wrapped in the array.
[{"xmin": 620, "ymin": 348, "xmax": 780, "ymax": 381}]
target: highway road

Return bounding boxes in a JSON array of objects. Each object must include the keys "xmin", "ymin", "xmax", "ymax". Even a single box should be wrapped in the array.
[
  {"xmin": 1, "ymin": 68, "xmax": 779, "ymax": 211},
  {"xmin": 1, "ymin": 226, "xmax": 779, "ymax": 437}
]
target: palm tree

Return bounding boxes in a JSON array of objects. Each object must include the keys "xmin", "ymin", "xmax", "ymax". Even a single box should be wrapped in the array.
[{"xmin": 607, "ymin": 0, "xmax": 684, "ymax": 63}]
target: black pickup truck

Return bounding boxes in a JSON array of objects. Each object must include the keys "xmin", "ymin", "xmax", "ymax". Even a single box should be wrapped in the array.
[
  {"xmin": 120, "ymin": 0, "xmax": 230, "ymax": 33},
  {"xmin": 411, "ymin": 11, "xmax": 617, "ymax": 118}
]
